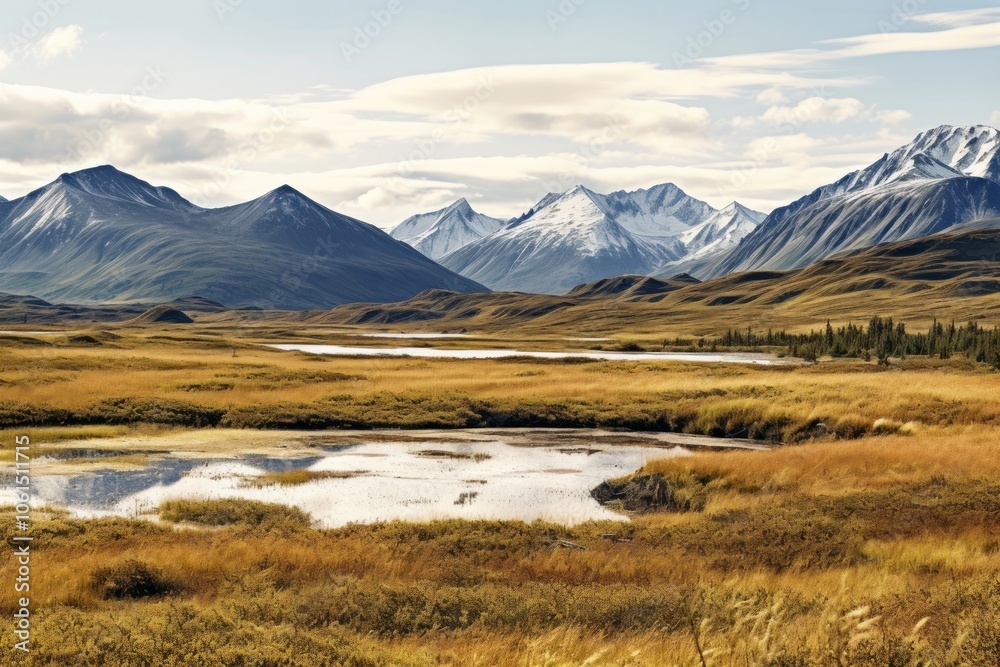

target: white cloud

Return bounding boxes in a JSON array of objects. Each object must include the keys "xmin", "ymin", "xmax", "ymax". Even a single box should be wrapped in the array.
[
  {"xmin": 0, "ymin": 14, "xmax": 940, "ymax": 231},
  {"xmin": 33, "ymin": 25, "xmax": 84, "ymax": 61},
  {"xmin": 910, "ymin": 9, "xmax": 1000, "ymax": 28},
  {"xmin": 756, "ymin": 89, "xmax": 788, "ymax": 106},
  {"xmin": 348, "ymin": 62, "xmax": 853, "ymax": 114},
  {"xmin": 824, "ymin": 21, "xmax": 1000, "ymax": 58},
  {"xmin": 333, "ymin": 61, "xmax": 870, "ymax": 157},
  {"xmin": 746, "ymin": 134, "xmax": 824, "ymax": 159},
  {"xmin": 762, "ymin": 98, "xmax": 866, "ymax": 125},
  {"xmin": 740, "ymin": 134, "xmax": 829, "ymax": 171},
  {"xmin": 729, "ymin": 116, "xmax": 758, "ymax": 129},
  {"xmin": 705, "ymin": 15, "xmax": 1000, "ymax": 74},
  {"xmin": 0, "ymin": 51, "xmax": 11, "ymax": 70},
  {"xmin": 757, "ymin": 99, "xmax": 911, "ymax": 130},
  {"xmin": 874, "ymin": 109, "xmax": 913, "ymax": 126}
]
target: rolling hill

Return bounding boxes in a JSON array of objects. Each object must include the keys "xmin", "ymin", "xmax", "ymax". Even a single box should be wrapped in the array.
[{"xmin": 318, "ymin": 227, "xmax": 1000, "ymax": 335}]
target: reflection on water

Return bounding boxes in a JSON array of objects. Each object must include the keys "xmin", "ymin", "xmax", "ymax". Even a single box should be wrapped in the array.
[
  {"xmin": 35, "ymin": 441, "xmax": 689, "ymax": 527},
  {"xmin": 361, "ymin": 333, "xmax": 471, "ymax": 339},
  {"xmin": 268, "ymin": 344, "xmax": 786, "ymax": 365},
  {"xmin": 38, "ymin": 448, "xmax": 141, "ymax": 461}
]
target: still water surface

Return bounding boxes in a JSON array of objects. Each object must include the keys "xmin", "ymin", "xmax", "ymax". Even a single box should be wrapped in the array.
[
  {"xmin": 36, "ymin": 440, "xmax": 690, "ymax": 527},
  {"xmin": 269, "ymin": 344, "xmax": 785, "ymax": 365}
]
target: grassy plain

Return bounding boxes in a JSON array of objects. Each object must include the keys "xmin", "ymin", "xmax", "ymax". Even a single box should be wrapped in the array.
[
  {"xmin": 1, "ymin": 325, "xmax": 999, "ymax": 665},
  {"xmin": 1, "ymin": 328, "xmax": 999, "ymax": 443},
  {"xmin": 2, "ymin": 429, "xmax": 999, "ymax": 665}
]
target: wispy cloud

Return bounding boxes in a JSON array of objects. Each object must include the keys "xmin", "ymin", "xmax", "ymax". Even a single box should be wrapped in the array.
[
  {"xmin": 0, "ymin": 66, "xmax": 924, "ymax": 226},
  {"xmin": 910, "ymin": 8, "xmax": 1000, "ymax": 28},
  {"xmin": 762, "ymin": 98, "xmax": 867, "ymax": 125},
  {"xmin": 705, "ymin": 11, "xmax": 1000, "ymax": 71},
  {"xmin": 0, "ymin": 10, "xmax": 994, "ymax": 226},
  {"xmin": 0, "ymin": 60, "xmax": 843, "ymax": 172},
  {"xmin": 33, "ymin": 25, "xmax": 84, "ymax": 61},
  {"xmin": 825, "ymin": 21, "xmax": 1000, "ymax": 58}
]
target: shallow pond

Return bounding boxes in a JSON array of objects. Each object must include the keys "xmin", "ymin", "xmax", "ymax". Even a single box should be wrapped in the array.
[
  {"xmin": 361, "ymin": 333, "xmax": 471, "ymax": 339},
  {"xmin": 35, "ymin": 440, "xmax": 690, "ymax": 527},
  {"xmin": 268, "ymin": 344, "xmax": 786, "ymax": 365}
]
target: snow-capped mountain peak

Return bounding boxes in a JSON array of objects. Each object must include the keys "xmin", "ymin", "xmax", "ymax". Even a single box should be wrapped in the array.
[
  {"xmin": 270, "ymin": 183, "xmax": 305, "ymax": 196},
  {"xmin": 202, "ymin": 183, "xmax": 385, "ymax": 253},
  {"xmin": 694, "ymin": 124, "xmax": 1000, "ymax": 279},
  {"xmin": 439, "ymin": 183, "xmax": 691, "ymax": 294},
  {"xmin": 390, "ymin": 197, "xmax": 505, "ymax": 260},
  {"xmin": 904, "ymin": 125, "xmax": 1000, "ymax": 179},
  {"xmin": 601, "ymin": 182, "xmax": 717, "ymax": 242},
  {"xmin": 567, "ymin": 184, "xmax": 597, "ymax": 196},
  {"xmin": 846, "ymin": 125, "xmax": 1000, "ymax": 191},
  {"xmin": 514, "ymin": 186, "xmax": 620, "ymax": 240},
  {"xmin": 680, "ymin": 201, "xmax": 764, "ymax": 260},
  {"xmin": 447, "ymin": 196, "xmax": 473, "ymax": 212},
  {"xmin": 256, "ymin": 184, "xmax": 330, "ymax": 215}
]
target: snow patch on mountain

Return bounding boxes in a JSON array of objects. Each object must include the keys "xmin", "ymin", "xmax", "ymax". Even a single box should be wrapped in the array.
[
  {"xmin": 832, "ymin": 125, "xmax": 1000, "ymax": 195},
  {"xmin": 440, "ymin": 185, "xmax": 688, "ymax": 294},
  {"xmin": 391, "ymin": 198, "xmax": 504, "ymax": 259},
  {"xmin": 695, "ymin": 125, "xmax": 1000, "ymax": 278},
  {"xmin": 681, "ymin": 202, "xmax": 765, "ymax": 260},
  {"xmin": 602, "ymin": 183, "xmax": 717, "ymax": 245}
]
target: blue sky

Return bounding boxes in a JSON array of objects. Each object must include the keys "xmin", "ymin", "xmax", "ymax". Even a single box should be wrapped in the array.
[{"xmin": 1, "ymin": 0, "xmax": 998, "ymax": 226}]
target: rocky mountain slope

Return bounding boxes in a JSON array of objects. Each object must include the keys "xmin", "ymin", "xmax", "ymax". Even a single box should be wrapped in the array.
[
  {"xmin": 696, "ymin": 125, "xmax": 1000, "ymax": 278},
  {"xmin": 0, "ymin": 166, "xmax": 486, "ymax": 309}
]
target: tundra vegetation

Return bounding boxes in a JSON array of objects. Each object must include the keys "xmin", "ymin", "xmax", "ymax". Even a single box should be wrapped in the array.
[{"xmin": 1, "ymin": 326, "xmax": 999, "ymax": 665}]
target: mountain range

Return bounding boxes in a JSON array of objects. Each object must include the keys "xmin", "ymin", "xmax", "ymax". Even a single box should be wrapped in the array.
[
  {"xmin": 391, "ymin": 124, "xmax": 999, "ymax": 293},
  {"xmin": 431, "ymin": 184, "xmax": 760, "ymax": 294},
  {"xmin": 1, "ymin": 124, "xmax": 997, "ymax": 310},
  {"xmin": 0, "ymin": 166, "xmax": 485, "ymax": 309},
  {"xmin": 388, "ymin": 183, "xmax": 747, "ymax": 291},
  {"xmin": 686, "ymin": 125, "xmax": 1000, "ymax": 279},
  {"xmin": 317, "ymin": 225, "xmax": 1000, "ymax": 334}
]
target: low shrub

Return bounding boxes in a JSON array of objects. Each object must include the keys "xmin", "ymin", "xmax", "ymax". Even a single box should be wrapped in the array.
[
  {"xmin": 90, "ymin": 559, "xmax": 175, "ymax": 600},
  {"xmin": 159, "ymin": 499, "xmax": 312, "ymax": 532}
]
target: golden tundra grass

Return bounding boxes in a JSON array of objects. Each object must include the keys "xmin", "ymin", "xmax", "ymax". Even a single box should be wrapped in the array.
[
  {"xmin": 2, "ymin": 330, "xmax": 1000, "ymax": 664},
  {"xmin": 1, "ymin": 331, "xmax": 999, "ymax": 442},
  {"xmin": 248, "ymin": 468, "xmax": 361, "ymax": 487},
  {"xmin": 3, "ymin": 429, "xmax": 1000, "ymax": 665}
]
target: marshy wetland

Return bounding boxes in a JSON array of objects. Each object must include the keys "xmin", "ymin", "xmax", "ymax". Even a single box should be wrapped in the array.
[
  {"xmin": 3, "ymin": 326, "xmax": 1000, "ymax": 665},
  {"xmin": 32, "ymin": 429, "xmax": 705, "ymax": 527}
]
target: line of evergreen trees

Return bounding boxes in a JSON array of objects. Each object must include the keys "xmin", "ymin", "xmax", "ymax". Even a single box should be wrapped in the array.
[{"xmin": 712, "ymin": 317, "xmax": 1000, "ymax": 368}]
